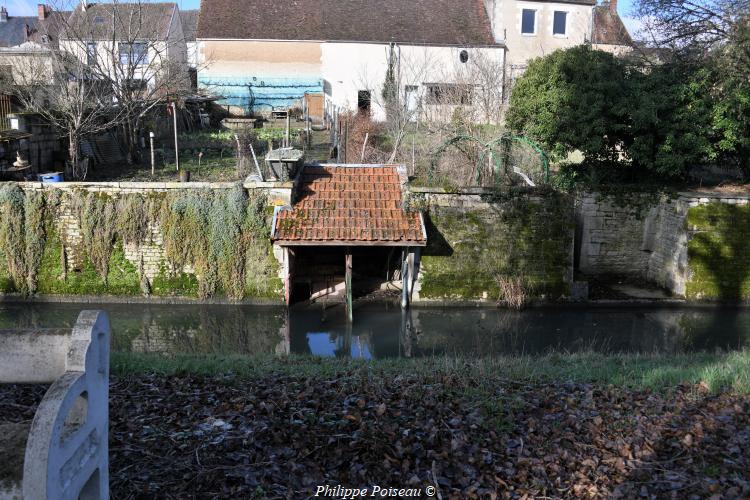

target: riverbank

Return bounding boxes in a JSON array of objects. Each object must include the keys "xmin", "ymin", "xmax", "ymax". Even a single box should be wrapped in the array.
[
  {"xmin": 5, "ymin": 352, "xmax": 749, "ymax": 498},
  {"xmin": 112, "ymin": 350, "xmax": 750, "ymax": 393}
]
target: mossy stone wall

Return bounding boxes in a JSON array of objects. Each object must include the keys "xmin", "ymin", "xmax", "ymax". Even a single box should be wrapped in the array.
[
  {"xmin": 414, "ymin": 189, "xmax": 574, "ymax": 301},
  {"xmin": 578, "ymin": 192, "xmax": 750, "ymax": 301},
  {"xmin": 686, "ymin": 201, "xmax": 750, "ymax": 301},
  {"xmin": 0, "ymin": 182, "xmax": 284, "ymax": 301}
]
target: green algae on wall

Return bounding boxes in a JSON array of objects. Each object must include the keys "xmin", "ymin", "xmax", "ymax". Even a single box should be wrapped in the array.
[
  {"xmin": 37, "ymin": 238, "xmax": 142, "ymax": 296},
  {"xmin": 419, "ymin": 193, "xmax": 574, "ymax": 300},
  {"xmin": 686, "ymin": 202, "xmax": 750, "ymax": 301},
  {"xmin": 0, "ymin": 185, "xmax": 282, "ymax": 301}
]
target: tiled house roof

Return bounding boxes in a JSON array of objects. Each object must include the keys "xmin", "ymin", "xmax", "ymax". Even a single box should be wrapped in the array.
[
  {"xmin": 64, "ymin": 3, "xmax": 177, "ymax": 41},
  {"xmin": 180, "ymin": 9, "xmax": 198, "ymax": 42},
  {"xmin": 273, "ymin": 165, "xmax": 427, "ymax": 246},
  {"xmin": 593, "ymin": 5, "xmax": 633, "ymax": 46},
  {"xmin": 0, "ymin": 11, "xmax": 68, "ymax": 48},
  {"xmin": 197, "ymin": 0, "xmax": 497, "ymax": 46}
]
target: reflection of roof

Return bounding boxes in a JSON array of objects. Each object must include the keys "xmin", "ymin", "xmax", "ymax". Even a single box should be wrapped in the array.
[
  {"xmin": 593, "ymin": 6, "xmax": 633, "ymax": 46},
  {"xmin": 64, "ymin": 3, "xmax": 177, "ymax": 41},
  {"xmin": 198, "ymin": 0, "xmax": 498, "ymax": 46},
  {"xmin": 273, "ymin": 165, "xmax": 427, "ymax": 246},
  {"xmin": 180, "ymin": 10, "xmax": 198, "ymax": 42}
]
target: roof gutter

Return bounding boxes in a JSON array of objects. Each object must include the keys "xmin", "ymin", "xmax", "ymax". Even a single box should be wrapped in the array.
[{"xmin": 196, "ymin": 37, "xmax": 505, "ymax": 48}]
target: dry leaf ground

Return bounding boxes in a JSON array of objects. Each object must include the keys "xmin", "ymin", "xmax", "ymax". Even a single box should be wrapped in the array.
[{"xmin": 2, "ymin": 353, "xmax": 749, "ymax": 499}]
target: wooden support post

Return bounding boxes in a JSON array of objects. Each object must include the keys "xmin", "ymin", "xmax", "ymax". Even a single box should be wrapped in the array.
[
  {"xmin": 345, "ymin": 250, "xmax": 353, "ymax": 323},
  {"xmin": 149, "ymin": 131, "xmax": 155, "ymax": 176},
  {"xmin": 283, "ymin": 247, "xmax": 292, "ymax": 306},
  {"xmin": 401, "ymin": 248, "xmax": 409, "ymax": 309},
  {"xmin": 171, "ymin": 102, "xmax": 179, "ymax": 171}
]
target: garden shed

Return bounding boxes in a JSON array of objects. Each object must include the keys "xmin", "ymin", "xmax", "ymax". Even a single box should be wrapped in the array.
[{"xmin": 271, "ymin": 164, "xmax": 427, "ymax": 318}]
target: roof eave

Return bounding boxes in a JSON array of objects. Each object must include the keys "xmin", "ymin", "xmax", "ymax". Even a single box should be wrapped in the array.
[
  {"xmin": 273, "ymin": 240, "xmax": 427, "ymax": 247},
  {"xmin": 195, "ymin": 37, "xmax": 504, "ymax": 48}
]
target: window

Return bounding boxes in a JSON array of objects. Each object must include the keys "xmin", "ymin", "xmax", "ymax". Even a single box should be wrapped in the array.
[
  {"xmin": 404, "ymin": 85, "xmax": 419, "ymax": 114},
  {"xmin": 119, "ymin": 41, "xmax": 148, "ymax": 66},
  {"xmin": 521, "ymin": 9, "xmax": 536, "ymax": 35},
  {"xmin": 553, "ymin": 11, "xmax": 567, "ymax": 36},
  {"xmin": 86, "ymin": 42, "xmax": 97, "ymax": 66},
  {"xmin": 425, "ymin": 84, "xmax": 473, "ymax": 105},
  {"xmin": 459, "ymin": 50, "xmax": 469, "ymax": 63}
]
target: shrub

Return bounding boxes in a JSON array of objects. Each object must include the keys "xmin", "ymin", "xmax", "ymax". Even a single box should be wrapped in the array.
[{"xmin": 506, "ymin": 46, "xmax": 631, "ymax": 163}]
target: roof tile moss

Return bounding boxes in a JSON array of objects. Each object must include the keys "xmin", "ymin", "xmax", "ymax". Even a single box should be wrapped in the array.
[{"xmin": 273, "ymin": 165, "xmax": 426, "ymax": 245}]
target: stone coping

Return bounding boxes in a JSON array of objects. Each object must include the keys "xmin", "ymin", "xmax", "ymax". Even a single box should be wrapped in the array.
[
  {"xmin": 12, "ymin": 180, "xmax": 294, "ymax": 190},
  {"xmin": 408, "ymin": 186, "xmax": 495, "ymax": 195},
  {"xmin": 676, "ymin": 191, "xmax": 750, "ymax": 200},
  {"xmin": 0, "ymin": 294, "xmax": 284, "ymax": 306}
]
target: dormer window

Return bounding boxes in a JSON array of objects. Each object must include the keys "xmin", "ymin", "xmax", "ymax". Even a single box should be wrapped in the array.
[
  {"xmin": 553, "ymin": 11, "xmax": 567, "ymax": 36},
  {"xmin": 521, "ymin": 9, "xmax": 536, "ymax": 35}
]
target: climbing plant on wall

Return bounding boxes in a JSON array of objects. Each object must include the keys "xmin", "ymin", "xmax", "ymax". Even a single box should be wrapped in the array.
[{"xmin": 0, "ymin": 184, "xmax": 278, "ymax": 300}]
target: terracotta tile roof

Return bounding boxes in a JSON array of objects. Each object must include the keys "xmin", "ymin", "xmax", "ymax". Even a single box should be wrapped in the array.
[
  {"xmin": 273, "ymin": 165, "xmax": 426, "ymax": 246},
  {"xmin": 197, "ymin": 0, "xmax": 497, "ymax": 46},
  {"xmin": 593, "ymin": 6, "xmax": 633, "ymax": 46}
]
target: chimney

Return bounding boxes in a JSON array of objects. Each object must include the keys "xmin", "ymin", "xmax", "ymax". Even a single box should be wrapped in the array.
[
  {"xmin": 24, "ymin": 23, "xmax": 30, "ymax": 40},
  {"xmin": 609, "ymin": 0, "xmax": 617, "ymax": 13},
  {"xmin": 38, "ymin": 4, "xmax": 49, "ymax": 20},
  {"xmin": 0, "ymin": 7, "xmax": 8, "ymax": 23}
]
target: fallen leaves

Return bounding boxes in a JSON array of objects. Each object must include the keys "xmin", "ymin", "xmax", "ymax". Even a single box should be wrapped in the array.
[{"xmin": 1, "ymin": 375, "xmax": 749, "ymax": 498}]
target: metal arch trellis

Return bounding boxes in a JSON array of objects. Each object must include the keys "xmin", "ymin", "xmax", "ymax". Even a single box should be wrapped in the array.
[
  {"xmin": 429, "ymin": 133, "xmax": 550, "ymax": 186},
  {"xmin": 428, "ymin": 135, "xmax": 488, "ymax": 185}
]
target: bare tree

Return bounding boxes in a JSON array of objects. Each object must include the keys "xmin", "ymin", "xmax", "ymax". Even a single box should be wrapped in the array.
[
  {"xmin": 0, "ymin": 38, "xmax": 122, "ymax": 179},
  {"xmin": 60, "ymin": 0, "xmax": 191, "ymax": 163},
  {"xmin": 636, "ymin": 0, "xmax": 750, "ymax": 71}
]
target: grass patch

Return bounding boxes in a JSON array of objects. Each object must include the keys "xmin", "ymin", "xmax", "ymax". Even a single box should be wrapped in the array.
[{"xmin": 111, "ymin": 349, "xmax": 750, "ymax": 394}]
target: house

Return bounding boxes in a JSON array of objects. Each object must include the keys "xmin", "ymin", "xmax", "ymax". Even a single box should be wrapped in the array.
[
  {"xmin": 592, "ymin": 0, "xmax": 633, "ymax": 55},
  {"xmin": 180, "ymin": 9, "xmax": 199, "ymax": 70},
  {"xmin": 196, "ymin": 0, "xmax": 506, "ymax": 121},
  {"xmin": 484, "ymin": 0, "xmax": 598, "ymax": 85},
  {"xmin": 0, "ymin": 4, "xmax": 68, "ymax": 170},
  {"xmin": 0, "ymin": 3, "xmax": 68, "ymax": 86},
  {"xmin": 196, "ymin": 0, "xmax": 631, "ymax": 120},
  {"xmin": 60, "ymin": 2, "xmax": 189, "ymax": 93}
]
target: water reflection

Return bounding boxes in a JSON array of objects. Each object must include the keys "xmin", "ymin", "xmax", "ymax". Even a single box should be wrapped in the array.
[{"xmin": 0, "ymin": 302, "xmax": 748, "ymax": 359}]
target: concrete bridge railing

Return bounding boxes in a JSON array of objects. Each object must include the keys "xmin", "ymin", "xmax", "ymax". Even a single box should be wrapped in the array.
[{"xmin": 0, "ymin": 310, "xmax": 110, "ymax": 500}]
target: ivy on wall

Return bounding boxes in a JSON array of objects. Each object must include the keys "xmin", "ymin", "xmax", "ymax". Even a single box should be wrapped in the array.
[{"xmin": 0, "ymin": 185, "xmax": 280, "ymax": 300}]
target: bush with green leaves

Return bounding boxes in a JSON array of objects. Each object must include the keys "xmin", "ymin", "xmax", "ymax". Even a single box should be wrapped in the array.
[
  {"xmin": 507, "ymin": 46, "xmax": 750, "ymax": 181},
  {"xmin": 506, "ymin": 46, "xmax": 632, "ymax": 163}
]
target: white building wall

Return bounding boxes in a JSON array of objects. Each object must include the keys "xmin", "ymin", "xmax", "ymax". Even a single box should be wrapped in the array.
[
  {"xmin": 485, "ymin": 0, "xmax": 593, "ymax": 80},
  {"xmin": 321, "ymin": 42, "xmax": 505, "ymax": 122}
]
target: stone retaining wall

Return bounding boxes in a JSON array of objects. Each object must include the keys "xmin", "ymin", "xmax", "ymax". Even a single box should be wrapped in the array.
[
  {"xmin": 14, "ymin": 181, "xmax": 291, "ymax": 282},
  {"xmin": 410, "ymin": 187, "xmax": 575, "ymax": 302},
  {"xmin": 578, "ymin": 192, "xmax": 750, "ymax": 298}
]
